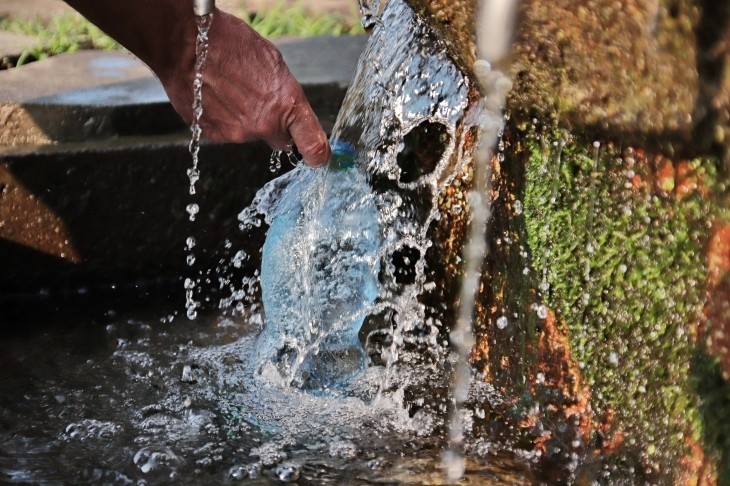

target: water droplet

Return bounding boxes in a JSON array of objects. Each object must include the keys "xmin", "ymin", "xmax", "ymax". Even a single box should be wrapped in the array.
[
  {"xmin": 181, "ymin": 365, "xmax": 195, "ymax": 383},
  {"xmin": 186, "ymin": 236, "xmax": 196, "ymax": 250},
  {"xmin": 186, "ymin": 203, "xmax": 199, "ymax": 222},
  {"xmin": 233, "ymin": 250, "xmax": 247, "ymax": 268}
]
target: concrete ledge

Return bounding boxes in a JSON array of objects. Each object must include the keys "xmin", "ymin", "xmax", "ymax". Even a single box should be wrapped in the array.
[
  {"xmin": 0, "ymin": 35, "xmax": 368, "ymax": 145},
  {"xmin": 0, "ymin": 35, "xmax": 367, "ymax": 309},
  {"xmin": 0, "ymin": 135, "xmax": 273, "ymax": 298}
]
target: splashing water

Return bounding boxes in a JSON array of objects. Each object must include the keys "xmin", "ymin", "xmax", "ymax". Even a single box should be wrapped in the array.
[
  {"xmin": 0, "ymin": 308, "xmax": 531, "ymax": 484},
  {"xmin": 238, "ymin": 0, "xmax": 472, "ymax": 397},
  {"xmin": 255, "ymin": 144, "xmax": 381, "ymax": 389},
  {"xmin": 0, "ymin": 2, "xmax": 543, "ymax": 483},
  {"xmin": 184, "ymin": 14, "xmax": 212, "ymax": 321}
]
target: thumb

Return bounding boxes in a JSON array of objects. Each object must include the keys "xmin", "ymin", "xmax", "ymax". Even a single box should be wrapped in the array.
[{"xmin": 288, "ymin": 108, "xmax": 331, "ymax": 168}]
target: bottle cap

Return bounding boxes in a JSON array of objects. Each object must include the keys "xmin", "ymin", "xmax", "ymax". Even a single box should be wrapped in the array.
[{"xmin": 330, "ymin": 140, "xmax": 356, "ymax": 171}]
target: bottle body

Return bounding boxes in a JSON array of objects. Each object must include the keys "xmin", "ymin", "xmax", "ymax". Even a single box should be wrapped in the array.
[{"xmin": 257, "ymin": 142, "xmax": 380, "ymax": 389}]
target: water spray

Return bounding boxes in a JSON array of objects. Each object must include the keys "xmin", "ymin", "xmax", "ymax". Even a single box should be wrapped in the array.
[{"xmin": 185, "ymin": 0, "xmax": 215, "ymax": 320}]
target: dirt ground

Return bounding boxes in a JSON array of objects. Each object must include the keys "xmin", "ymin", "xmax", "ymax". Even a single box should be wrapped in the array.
[{"xmin": 0, "ymin": 0, "xmax": 357, "ymax": 22}]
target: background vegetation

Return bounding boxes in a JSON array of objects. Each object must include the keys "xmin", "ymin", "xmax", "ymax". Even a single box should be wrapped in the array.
[{"xmin": 0, "ymin": 1, "xmax": 363, "ymax": 68}]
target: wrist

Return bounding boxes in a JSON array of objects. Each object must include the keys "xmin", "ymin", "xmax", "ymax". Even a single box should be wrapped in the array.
[{"xmin": 152, "ymin": 6, "xmax": 204, "ymax": 88}]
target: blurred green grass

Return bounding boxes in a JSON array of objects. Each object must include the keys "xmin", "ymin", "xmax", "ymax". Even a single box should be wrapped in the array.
[{"xmin": 0, "ymin": 1, "xmax": 363, "ymax": 67}]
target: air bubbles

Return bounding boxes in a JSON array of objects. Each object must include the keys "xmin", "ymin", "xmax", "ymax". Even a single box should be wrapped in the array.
[
  {"xmin": 228, "ymin": 464, "xmax": 259, "ymax": 481},
  {"xmin": 328, "ymin": 440, "xmax": 359, "ymax": 460},
  {"xmin": 496, "ymin": 316, "xmax": 508, "ymax": 329},
  {"xmin": 536, "ymin": 305, "xmax": 548, "ymax": 320},
  {"xmin": 274, "ymin": 463, "xmax": 301, "ymax": 482},
  {"xmin": 133, "ymin": 446, "xmax": 181, "ymax": 474}
]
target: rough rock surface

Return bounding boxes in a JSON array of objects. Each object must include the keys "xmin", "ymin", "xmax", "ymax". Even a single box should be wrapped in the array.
[{"xmin": 408, "ymin": 0, "xmax": 730, "ymax": 482}]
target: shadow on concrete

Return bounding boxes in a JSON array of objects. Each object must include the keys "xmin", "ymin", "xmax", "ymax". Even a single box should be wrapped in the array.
[{"xmin": 0, "ymin": 139, "xmax": 276, "ymax": 327}]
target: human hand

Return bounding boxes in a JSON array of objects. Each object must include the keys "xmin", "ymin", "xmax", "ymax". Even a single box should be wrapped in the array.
[{"xmin": 160, "ymin": 9, "xmax": 331, "ymax": 167}]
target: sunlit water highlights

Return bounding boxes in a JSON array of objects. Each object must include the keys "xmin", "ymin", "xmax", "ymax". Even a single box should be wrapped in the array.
[
  {"xmin": 184, "ymin": 13, "xmax": 212, "ymax": 322},
  {"xmin": 238, "ymin": 0, "xmax": 471, "ymax": 394},
  {"xmin": 0, "ymin": 308, "xmax": 531, "ymax": 484}
]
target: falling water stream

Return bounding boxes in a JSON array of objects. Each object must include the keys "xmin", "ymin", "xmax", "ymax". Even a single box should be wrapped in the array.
[
  {"xmin": 184, "ymin": 13, "xmax": 213, "ymax": 321},
  {"xmin": 444, "ymin": 0, "xmax": 518, "ymax": 481}
]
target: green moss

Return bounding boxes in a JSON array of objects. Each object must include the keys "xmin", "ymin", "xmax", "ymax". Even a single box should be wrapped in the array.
[
  {"xmin": 521, "ymin": 125, "xmax": 720, "ymax": 476},
  {"xmin": 693, "ymin": 352, "xmax": 730, "ymax": 482}
]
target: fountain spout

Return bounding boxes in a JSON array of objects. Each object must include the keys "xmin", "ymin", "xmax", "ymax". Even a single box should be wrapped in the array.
[{"xmin": 194, "ymin": 0, "xmax": 214, "ymax": 17}]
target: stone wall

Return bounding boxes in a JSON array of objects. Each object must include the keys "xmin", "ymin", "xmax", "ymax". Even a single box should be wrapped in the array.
[{"xmin": 410, "ymin": 0, "xmax": 730, "ymax": 481}]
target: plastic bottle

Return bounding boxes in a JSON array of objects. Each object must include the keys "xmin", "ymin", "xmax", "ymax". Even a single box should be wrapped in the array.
[{"xmin": 256, "ymin": 141, "xmax": 380, "ymax": 390}]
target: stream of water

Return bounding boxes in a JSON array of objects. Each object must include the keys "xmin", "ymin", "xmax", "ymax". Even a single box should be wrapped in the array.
[{"xmin": 184, "ymin": 14, "xmax": 213, "ymax": 322}]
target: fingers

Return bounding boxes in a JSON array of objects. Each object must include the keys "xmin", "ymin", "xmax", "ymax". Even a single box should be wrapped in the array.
[
  {"xmin": 166, "ymin": 10, "xmax": 331, "ymax": 167},
  {"xmin": 287, "ymin": 108, "xmax": 331, "ymax": 167}
]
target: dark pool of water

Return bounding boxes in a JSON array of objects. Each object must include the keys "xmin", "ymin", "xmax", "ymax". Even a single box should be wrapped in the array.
[{"xmin": 0, "ymin": 304, "xmax": 533, "ymax": 484}]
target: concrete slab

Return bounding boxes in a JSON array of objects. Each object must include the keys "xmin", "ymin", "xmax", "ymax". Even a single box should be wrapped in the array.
[
  {"xmin": 0, "ymin": 50, "xmax": 155, "ymax": 102},
  {"xmin": 0, "ymin": 35, "xmax": 367, "ymax": 145},
  {"xmin": 0, "ymin": 135, "xmax": 274, "ymax": 303},
  {"xmin": 0, "ymin": 31, "xmax": 37, "ymax": 62}
]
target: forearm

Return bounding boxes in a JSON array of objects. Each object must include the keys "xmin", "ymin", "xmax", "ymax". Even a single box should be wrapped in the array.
[{"xmin": 63, "ymin": 0, "xmax": 197, "ymax": 82}]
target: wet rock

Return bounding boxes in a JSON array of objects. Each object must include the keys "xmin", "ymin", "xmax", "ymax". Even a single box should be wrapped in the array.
[{"xmin": 395, "ymin": 0, "xmax": 730, "ymax": 482}]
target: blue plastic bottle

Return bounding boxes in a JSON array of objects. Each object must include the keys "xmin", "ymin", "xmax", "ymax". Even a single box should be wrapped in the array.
[{"xmin": 257, "ymin": 141, "xmax": 380, "ymax": 389}]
